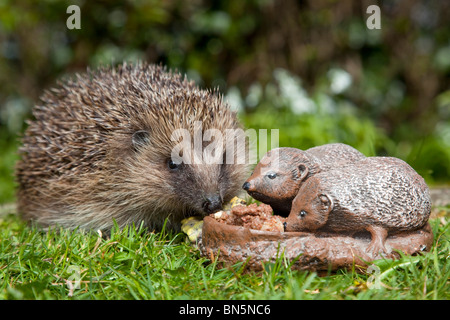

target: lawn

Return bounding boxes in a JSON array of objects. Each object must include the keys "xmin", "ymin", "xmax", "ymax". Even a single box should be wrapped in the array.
[
  {"xmin": 1, "ymin": 0, "xmax": 449, "ymax": 303},
  {"xmin": 0, "ymin": 209, "xmax": 448, "ymax": 300}
]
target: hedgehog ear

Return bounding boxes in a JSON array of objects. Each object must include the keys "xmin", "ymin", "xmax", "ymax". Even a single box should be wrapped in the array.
[
  {"xmin": 132, "ymin": 130, "xmax": 150, "ymax": 150},
  {"xmin": 298, "ymin": 164, "xmax": 309, "ymax": 181},
  {"xmin": 318, "ymin": 194, "xmax": 332, "ymax": 214}
]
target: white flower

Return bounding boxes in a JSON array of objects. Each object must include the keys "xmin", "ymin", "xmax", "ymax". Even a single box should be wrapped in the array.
[
  {"xmin": 225, "ymin": 86, "xmax": 244, "ymax": 112},
  {"xmin": 328, "ymin": 68, "xmax": 352, "ymax": 94},
  {"xmin": 274, "ymin": 68, "xmax": 315, "ymax": 114}
]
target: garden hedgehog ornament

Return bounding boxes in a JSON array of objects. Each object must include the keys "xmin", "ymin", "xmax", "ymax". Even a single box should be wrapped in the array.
[
  {"xmin": 285, "ymin": 157, "xmax": 432, "ymax": 255},
  {"xmin": 243, "ymin": 144, "xmax": 365, "ymax": 216}
]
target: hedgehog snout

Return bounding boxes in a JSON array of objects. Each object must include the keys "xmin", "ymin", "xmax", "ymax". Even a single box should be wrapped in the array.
[
  {"xmin": 202, "ymin": 194, "xmax": 223, "ymax": 214},
  {"xmin": 242, "ymin": 181, "xmax": 251, "ymax": 191}
]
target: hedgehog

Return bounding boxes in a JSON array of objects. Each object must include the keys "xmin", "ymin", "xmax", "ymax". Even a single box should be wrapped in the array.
[
  {"xmin": 242, "ymin": 144, "xmax": 365, "ymax": 216},
  {"xmin": 285, "ymin": 156, "xmax": 432, "ymax": 255},
  {"xmin": 15, "ymin": 62, "xmax": 250, "ymax": 232}
]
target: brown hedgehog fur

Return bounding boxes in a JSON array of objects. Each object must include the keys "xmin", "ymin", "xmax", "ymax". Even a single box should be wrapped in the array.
[{"xmin": 16, "ymin": 62, "xmax": 249, "ymax": 232}]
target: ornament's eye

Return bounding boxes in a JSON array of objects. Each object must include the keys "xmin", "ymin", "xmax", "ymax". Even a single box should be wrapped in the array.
[
  {"xmin": 267, "ymin": 172, "xmax": 277, "ymax": 180},
  {"xmin": 168, "ymin": 159, "xmax": 180, "ymax": 170},
  {"xmin": 300, "ymin": 210, "xmax": 307, "ymax": 218}
]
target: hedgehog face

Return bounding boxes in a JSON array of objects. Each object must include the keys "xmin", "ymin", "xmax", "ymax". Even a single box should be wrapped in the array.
[
  {"xmin": 129, "ymin": 127, "xmax": 246, "ymax": 217},
  {"xmin": 243, "ymin": 148, "xmax": 311, "ymax": 204},
  {"xmin": 285, "ymin": 180, "xmax": 332, "ymax": 232},
  {"xmin": 167, "ymin": 161, "xmax": 230, "ymax": 215},
  {"xmin": 163, "ymin": 154, "xmax": 245, "ymax": 216}
]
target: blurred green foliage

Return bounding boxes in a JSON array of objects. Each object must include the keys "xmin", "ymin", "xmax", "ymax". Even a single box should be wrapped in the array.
[{"xmin": 0, "ymin": 0, "xmax": 449, "ymax": 204}]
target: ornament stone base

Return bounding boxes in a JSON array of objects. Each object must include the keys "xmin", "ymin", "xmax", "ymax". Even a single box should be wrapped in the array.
[{"xmin": 199, "ymin": 216, "xmax": 434, "ymax": 273}]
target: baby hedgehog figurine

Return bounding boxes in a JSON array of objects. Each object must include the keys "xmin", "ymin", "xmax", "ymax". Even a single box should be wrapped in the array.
[
  {"xmin": 285, "ymin": 157, "xmax": 432, "ymax": 256},
  {"xmin": 242, "ymin": 143, "xmax": 365, "ymax": 216}
]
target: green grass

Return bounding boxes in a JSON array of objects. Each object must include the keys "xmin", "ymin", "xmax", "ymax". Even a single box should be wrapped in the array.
[
  {"xmin": 0, "ymin": 212, "xmax": 448, "ymax": 300},
  {"xmin": 0, "ymin": 135, "xmax": 20, "ymax": 204}
]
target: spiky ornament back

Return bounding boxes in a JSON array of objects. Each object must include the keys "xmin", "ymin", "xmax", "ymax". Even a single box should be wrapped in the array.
[{"xmin": 16, "ymin": 63, "xmax": 248, "ymax": 232}]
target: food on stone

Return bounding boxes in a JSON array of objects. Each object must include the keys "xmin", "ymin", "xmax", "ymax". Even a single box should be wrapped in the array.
[{"xmin": 211, "ymin": 203, "xmax": 285, "ymax": 232}]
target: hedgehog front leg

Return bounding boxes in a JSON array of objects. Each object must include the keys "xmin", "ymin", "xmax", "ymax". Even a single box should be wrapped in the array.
[{"xmin": 365, "ymin": 225, "xmax": 388, "ymax": 257}]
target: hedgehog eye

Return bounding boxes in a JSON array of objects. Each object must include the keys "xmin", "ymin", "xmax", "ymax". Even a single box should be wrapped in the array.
[
  {"xmin": 168, "ymin": 159, "xmax": 181, "ymax": 170},
  {"xmin": 267, "ymin": 172, "xmax": 277, "ymax": 179},
  {"xmin": 299, "ymin": 210, "xmax": 307, "ymax": 218}
]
